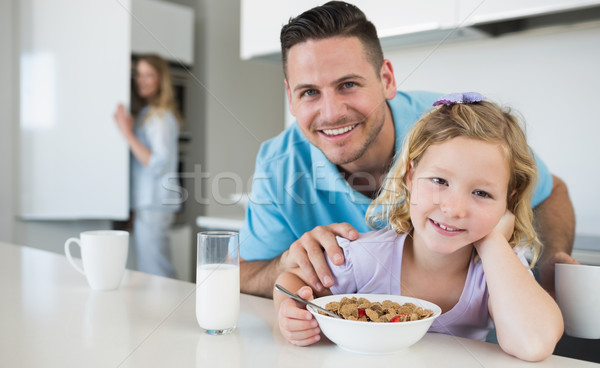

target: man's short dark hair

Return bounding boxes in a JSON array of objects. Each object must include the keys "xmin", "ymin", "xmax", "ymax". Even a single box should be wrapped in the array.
[{"xmin": 280, "ymin": 1, "xmax": 384, "ymax": 79}]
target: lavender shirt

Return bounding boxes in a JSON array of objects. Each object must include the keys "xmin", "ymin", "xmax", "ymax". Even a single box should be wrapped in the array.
[{"xmin": 327, "ymin": 228, "xmax": 533, "ymax": 341}]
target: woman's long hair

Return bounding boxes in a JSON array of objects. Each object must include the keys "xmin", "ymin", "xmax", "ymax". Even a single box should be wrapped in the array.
[{"xmin": 134, "ymin": 54, "xmax": 182, "ymax": 126}]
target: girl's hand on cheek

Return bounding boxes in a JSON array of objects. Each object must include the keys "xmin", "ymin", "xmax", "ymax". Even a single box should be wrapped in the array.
[
  {"xmin": 277, "ymin": 286, "xmax": 321, "ymax": 346},
  {"xmin": 495, "ymin": 210, "xmax": 515, "ymax": 241},
  {"xmin": 475, "ymin": 210, "xmax": 515, "ymax": 252}
]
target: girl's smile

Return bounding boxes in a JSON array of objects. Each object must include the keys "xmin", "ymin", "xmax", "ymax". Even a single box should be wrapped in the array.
[{"xmin": 429, "ymin": 219, "xmax": 466, "ymax": 235}]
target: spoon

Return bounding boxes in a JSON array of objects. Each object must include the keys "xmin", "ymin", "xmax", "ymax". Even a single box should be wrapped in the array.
[{"xmin": 274, "ymin": 284, "xmax": 342, "ymax": 319}]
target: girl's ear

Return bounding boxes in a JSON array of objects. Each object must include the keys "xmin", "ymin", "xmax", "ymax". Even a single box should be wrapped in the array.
[
  {"xmin": 508, "ymin": 189, "xmax": 517, "ymax": 202},
  {"xmin": 406, "ymin": 160, "xmax": 415, "ymax": 190}
]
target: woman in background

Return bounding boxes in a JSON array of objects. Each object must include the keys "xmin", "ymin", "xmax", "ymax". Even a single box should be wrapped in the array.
[{"xmin": 114, "ymin": 54, "xmax": 181, "ymax": 278}]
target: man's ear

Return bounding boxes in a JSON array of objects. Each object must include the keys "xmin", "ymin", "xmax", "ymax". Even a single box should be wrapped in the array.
[{"xmin": 380, "ymin": 59, "xmax": 397, "ymax": 100}]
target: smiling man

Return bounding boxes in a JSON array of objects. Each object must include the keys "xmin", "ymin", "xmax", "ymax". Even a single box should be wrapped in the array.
[
  {"xmin": 286, "ymin": 36, "xmax": 395, "ymax": 169},
  {"xmin": 238, "ymin": 1, "xmax": 575, "ymax": 299}
]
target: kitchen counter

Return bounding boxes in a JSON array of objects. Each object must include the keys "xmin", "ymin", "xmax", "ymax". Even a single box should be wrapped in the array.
[
  {"xmin": 196, "ymin": 216, "xmax": 244, "ymax": 231},
  {"xmin": 0, "ymin": 241, "xmax": 595, "ymax": 367}
]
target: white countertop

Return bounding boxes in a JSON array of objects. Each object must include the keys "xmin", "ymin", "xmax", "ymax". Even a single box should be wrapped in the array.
[
  {"xmin": 0, "ymin": 241, "xmax": 595, "ymax": 367},
  {"xmin": 196, "ymin": 216, "xmax": 244, "ymax": 231}
]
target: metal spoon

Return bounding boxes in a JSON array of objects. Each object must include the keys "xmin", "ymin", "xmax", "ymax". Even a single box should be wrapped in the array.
[{"xmin": 274, "ymin": 284, "xmax": 342, "ymax": 319}]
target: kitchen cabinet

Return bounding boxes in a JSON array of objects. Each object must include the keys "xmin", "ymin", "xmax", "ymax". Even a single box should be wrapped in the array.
[
  {"xmin": 240, "ymin": 0, "xmax": 600, "ymax": 60},
  {"xmin": 18, "ymin": 0, "xmax": 131, "ymax": 219},
  {"xmin": 240, "ymin": 0, "xmax": 454, "ymax": 61},
  {"xmin": 131, "ymin": 0, "xmax": 195, "ymax": 65},
  {"xmin": 18, "ymin": 0, "xmax": 195, "ymax": 220},
  {"xmin": 240, "ymin": 0, "xmax": 292, "ymax": 61},
  {"xmin": 458, "ymin": 0, "xmax": 600, "ymax": 25}
]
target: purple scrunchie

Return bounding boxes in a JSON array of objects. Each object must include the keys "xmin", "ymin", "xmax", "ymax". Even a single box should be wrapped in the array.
[{"xmin": 433, "ymin": 92, "xmax": 486, "ymax": 106}]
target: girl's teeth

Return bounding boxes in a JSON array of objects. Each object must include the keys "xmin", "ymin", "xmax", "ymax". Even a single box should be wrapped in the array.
[
  {"xmin": 435, "ymin": 221, "xmax": 459, "ymax": 231},
  {"xmin": 323, "ymin": 124, "xmax": 356, "ymax": 136}
]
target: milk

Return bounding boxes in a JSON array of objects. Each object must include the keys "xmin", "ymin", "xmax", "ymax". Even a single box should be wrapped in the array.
[{"xmin": 196, "ymin": 263, "xmax": 240, "ymax": 331}]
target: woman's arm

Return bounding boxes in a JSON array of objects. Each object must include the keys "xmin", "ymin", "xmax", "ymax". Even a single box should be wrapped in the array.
[
  {"xmin": 475, "ymin": 214, "xmax": 563, "ymax": 361},
  {"xmin": 274, "ymin": 270, "xmax": 331, "ymax": 346},
  {"xmin": 114, "ymin": 104, "xmax": 151, "ymax": 166}
]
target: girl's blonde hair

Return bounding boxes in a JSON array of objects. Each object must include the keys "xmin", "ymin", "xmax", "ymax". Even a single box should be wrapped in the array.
[
  {"xmin": 134, "ymin": 54, "xmax": 182, "ymax": 126},
  {"xmin": 366, "ymin": 100, "xmax": 542, "ymax": 267}
]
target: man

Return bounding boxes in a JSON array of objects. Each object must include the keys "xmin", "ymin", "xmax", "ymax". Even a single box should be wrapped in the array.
[{"xmin": 239, "ymin": 1, "xmax": 576, "ymax": 299}]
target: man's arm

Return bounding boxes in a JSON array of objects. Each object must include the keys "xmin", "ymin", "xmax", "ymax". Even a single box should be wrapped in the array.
[
  {"xmin": 534, "ymin": 175, "xmax": 576, "ymax": 297},
  {"xmin": 240, "ymin": 257, "xmax": 284, "ymax": 298},
  {"xmin": 240, "ymin": 223, "xmax": 358, "ymax": 299}
]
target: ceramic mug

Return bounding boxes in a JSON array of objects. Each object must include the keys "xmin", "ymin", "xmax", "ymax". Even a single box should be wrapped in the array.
[
  {"xmin": 555, "ymin": 263, "xmax": 600, "ymax": 339},
  {"xmin": 64, "ymin": 230, "xmax": 129, "ymax": 290}
]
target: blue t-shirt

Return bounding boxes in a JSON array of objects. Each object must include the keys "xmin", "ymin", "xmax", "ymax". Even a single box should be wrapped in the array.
[{"xmin": 239, "ymin": 91, "xmax": 553, "ymax": 261}]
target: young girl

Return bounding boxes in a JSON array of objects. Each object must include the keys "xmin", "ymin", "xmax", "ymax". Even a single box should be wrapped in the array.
[
  {"xmin": 274, "ymin": 92, "xmax": 563, "ymax": 361},
  {"xmin": 114, "ymin": 54, "xmax": 182, "ymax": 278}
]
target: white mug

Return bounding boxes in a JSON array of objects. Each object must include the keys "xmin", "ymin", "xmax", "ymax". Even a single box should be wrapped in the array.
[
  {"xmin": 64, "ymin": 230, "xmax": 129, "ymax": 290},
  {"xmin": 555, "ymin": 263, "xmax": 600, "ymax": 339}
]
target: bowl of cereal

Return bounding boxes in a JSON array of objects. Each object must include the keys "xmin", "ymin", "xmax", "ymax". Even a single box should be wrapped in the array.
[{"xmin": 306, "ymin": 294, "xmax": 441, "ymax": 354}]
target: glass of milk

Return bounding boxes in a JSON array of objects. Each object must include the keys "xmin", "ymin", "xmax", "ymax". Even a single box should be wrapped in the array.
[{"xmin": 196, "ymin": 231, "xmax": 240, "ymax": 335}]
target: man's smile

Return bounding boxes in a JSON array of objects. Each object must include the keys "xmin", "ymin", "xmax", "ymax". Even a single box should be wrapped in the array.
[{"xmin": 320, "ymin": 124, "xmax": 357, "ymax": 137}]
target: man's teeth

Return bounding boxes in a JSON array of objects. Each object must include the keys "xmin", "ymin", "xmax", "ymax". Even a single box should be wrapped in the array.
[
  {"xmin": 434, "ymin": 220, "xmax": 459, "ymax": 231},
  {"xmin": 322, "ymin": 124, "xmax": 356, "ymax": 136}
]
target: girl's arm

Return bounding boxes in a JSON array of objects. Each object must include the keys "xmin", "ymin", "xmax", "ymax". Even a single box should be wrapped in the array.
[
  {"xmin": 274, "ymin": 269, "xmax": 331, "ymax": 346},
  {"xmin": 475, "ymin": 212, "xmax": 563, "ymax": 362}
]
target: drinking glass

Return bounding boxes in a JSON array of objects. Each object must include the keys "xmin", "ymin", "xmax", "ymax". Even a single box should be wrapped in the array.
[{"xmin": 196, "ymin": 231, "xmax": 240, "ymax": 335}]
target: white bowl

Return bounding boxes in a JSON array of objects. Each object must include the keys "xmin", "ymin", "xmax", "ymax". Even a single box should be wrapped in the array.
[{"xmin": 307, "ymin": 294, "xmax": 441, "ymax": 354}]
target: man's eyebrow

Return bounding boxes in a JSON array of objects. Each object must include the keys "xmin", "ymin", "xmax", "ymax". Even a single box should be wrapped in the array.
[
  {"xmin": 334, "ymin": 74, "xmax": 365, "ymax": 84},
  {"xmin": 292, "ymin": 74, "xmax": 367, "ymax": 93},
  {"xmin": 293, "ymin": 83, "xmax": 316, "ymax": 93}
]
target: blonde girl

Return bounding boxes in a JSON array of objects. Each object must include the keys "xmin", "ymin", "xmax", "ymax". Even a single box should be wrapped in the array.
[{"xmin": 274, "ymin": 92, "xmax": 563, "ymax": 361}]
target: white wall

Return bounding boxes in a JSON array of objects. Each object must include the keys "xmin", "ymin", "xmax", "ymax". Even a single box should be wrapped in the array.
[
  {"xmin": 385, "ymin": 21, "xmax": 600, "ymax": 240},
  {"xmin": 189, "ymin": 0, "xmax": 284, "ymax": 221}
]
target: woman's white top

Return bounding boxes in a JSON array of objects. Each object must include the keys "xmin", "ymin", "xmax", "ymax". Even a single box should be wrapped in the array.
[{"xmin": 130, "ymin": 106, "xmax": 181, "ymax": 212}]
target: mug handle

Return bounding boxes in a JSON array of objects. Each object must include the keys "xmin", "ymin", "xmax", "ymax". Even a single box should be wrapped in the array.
[{"xmin": 64, "ymin": 237, "xmax": 85, "ymax": 275}]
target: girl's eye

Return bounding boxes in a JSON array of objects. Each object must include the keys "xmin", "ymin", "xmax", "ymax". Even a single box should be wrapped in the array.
[
  {"xmin": 432, "ymin": 178, "xmax": 447, "ymax": 186},
  {"xmin": 474, "ymin": 190, "xmax": 492, "ymax": 199}
]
